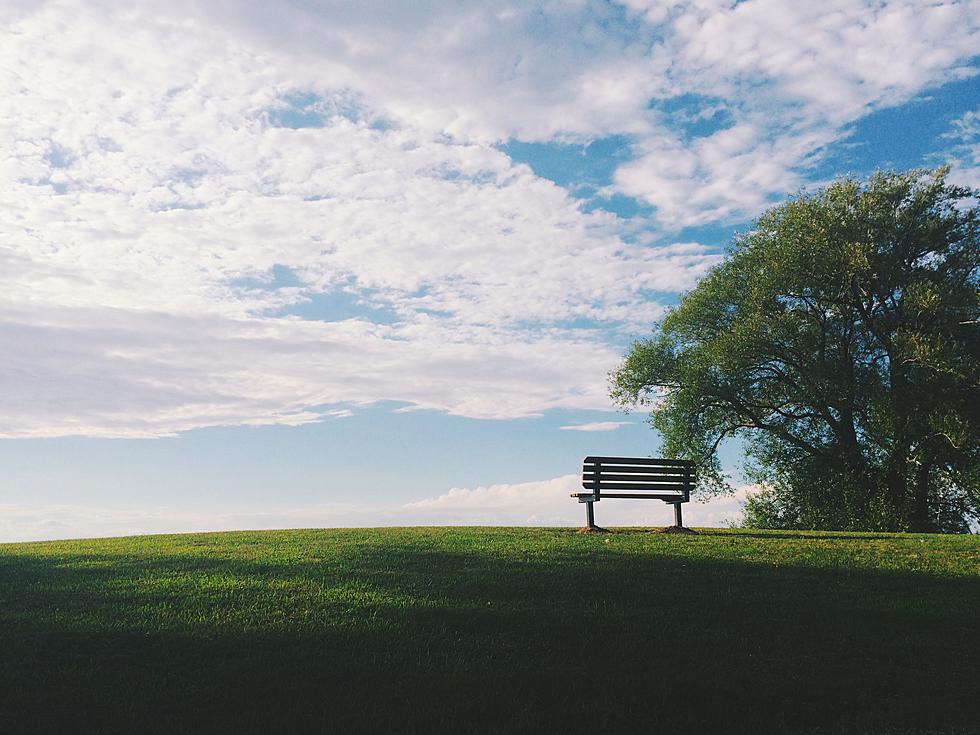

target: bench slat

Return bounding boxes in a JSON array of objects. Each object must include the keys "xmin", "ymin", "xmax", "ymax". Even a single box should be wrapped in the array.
[
  {"xmin": 597, "ymin": 492, "xmax": 685, "ymax": 500},
  {"xmin": 584, "ymin": 471, "xmax": 690, "ymax": 481},
  {"xmin": 584, "ymin": 456, "xmax": 692, "ymax": 467},
  {"xmin": 582, "ymin": 478, "xmax": 689, "ymax": 488},
  {"xmin": 583, "ymin": 465, "xmax": 690, "ymax": 475},
  {"xmin": 582, "ymin": 481, "xmax": 688, "ymax": 492},
  {"xmin": 571, "ymin": 492, "xmax": 683, "ymax": 500}
]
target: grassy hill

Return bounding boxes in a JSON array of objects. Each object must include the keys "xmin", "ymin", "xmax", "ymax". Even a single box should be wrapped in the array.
[{"xmin": 1, "ymin": 527, "xmax": 978, "ymax": 733}]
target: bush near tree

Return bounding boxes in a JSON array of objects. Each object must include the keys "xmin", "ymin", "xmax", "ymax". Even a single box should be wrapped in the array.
[{"xmin": 612, "ymin": 168, "xmax": 979, "ymax": 532}]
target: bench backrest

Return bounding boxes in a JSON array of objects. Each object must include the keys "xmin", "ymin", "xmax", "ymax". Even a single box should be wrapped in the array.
[{"xmin": 582, "ymin": 456, "xmax": 695, "ymax": 501}]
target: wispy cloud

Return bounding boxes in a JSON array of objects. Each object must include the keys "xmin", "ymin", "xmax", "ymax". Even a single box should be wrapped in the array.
[
  {"xmin": 938, "ymin": 109, "xmax": 980, "ymax": 188},
  {"xmin": 613, "ymin": 0, "xmax": 980, "ymax": 226},
  {"xmin": 559, "ymin": 421, "xmax": 631, "ymax": 432}
]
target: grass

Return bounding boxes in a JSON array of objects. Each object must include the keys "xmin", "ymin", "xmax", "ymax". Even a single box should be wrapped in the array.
[{"xmin": 1, "ymin": 527, "xmax": 978, "ymax": 734}]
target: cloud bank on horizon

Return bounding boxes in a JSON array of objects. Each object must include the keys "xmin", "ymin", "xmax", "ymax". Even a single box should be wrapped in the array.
[
  {"xmin": 0, "ymin": 477, "xmax": 756, "ymax": 542},
  {"xmin": 2, "ymin": 0, "xmax": 979, "ymax": 438}
]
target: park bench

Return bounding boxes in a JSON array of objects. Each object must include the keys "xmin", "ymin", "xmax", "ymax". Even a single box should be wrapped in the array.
[{"xmin": 571, "ymin": 456, "xmax": 695, "ymax": 531}]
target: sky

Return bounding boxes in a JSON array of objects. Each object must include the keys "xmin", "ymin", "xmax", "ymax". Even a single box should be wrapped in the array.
[{"xmin": 2, "ymin": 0, "xmax": 980, "ymax": 542}]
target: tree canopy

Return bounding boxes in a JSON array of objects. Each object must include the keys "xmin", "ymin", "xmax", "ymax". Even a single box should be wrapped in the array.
[{"xmin": 611, "ymin": 168, "xmax": 980, "ymax": 532}]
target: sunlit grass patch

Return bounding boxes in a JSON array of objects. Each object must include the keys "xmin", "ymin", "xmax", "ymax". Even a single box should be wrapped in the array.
[{"xmin": 1, "ymin": 527, "xmax": 977, "ymax": 733}]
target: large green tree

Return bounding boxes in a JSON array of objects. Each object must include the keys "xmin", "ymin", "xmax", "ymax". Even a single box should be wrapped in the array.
[{"xmin": 611, "ymin": 168, "xmax": 980, "ymax": 532}]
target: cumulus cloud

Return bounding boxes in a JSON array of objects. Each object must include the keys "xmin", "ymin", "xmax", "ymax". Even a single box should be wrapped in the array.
[
  {"xmin": 613, "ymin": 123, "xmax": 830, "ymax": 227},
  {"xmin": 2, "ymin": 0, "xmax": 977, "ymax": 437},
  {"xmin": 0, "ymin": 2, "xmax": 724, "ymax": 437}
]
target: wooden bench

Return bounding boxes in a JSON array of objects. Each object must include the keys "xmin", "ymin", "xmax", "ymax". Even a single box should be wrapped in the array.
[{"xmin": 571, "ymin": 456, "xmax": 695, "ymax": 531}]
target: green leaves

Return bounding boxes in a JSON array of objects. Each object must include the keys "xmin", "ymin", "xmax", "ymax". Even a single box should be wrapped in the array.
[{"xmin": 611, "ymin": 168, "xmax": 980, "ymax": 531}]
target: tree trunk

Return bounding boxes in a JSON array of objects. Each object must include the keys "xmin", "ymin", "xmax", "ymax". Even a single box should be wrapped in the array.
[
  {"xmin": 910, "ymin": 448, "xmax": 934, "ymax": 533},
  {"xmin": 885, "ymin": 357, "xmax": 911, "ymax": 530},
  {"xmin": 884, "ymin": 461, "xmax": 908, "ymax": 531}
]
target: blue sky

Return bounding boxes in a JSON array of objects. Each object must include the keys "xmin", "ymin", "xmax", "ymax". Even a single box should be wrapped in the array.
[{"xmin": 2, "ymin": 0, "xmax": 979, "ymax": 541}]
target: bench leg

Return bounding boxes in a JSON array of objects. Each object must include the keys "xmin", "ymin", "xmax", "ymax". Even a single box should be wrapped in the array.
[
  {"xmin": 579, "ymin": 499, "xmax": 608, "ymax": 533},
  {"xmin": 673, "ymin": 502, "xmax": 683, "ymax": 528}
]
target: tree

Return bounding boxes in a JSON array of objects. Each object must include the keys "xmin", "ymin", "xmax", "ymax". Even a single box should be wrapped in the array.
[{"xmin": 611, "ymin": 168, "xmax": 980, "ymax": 532}]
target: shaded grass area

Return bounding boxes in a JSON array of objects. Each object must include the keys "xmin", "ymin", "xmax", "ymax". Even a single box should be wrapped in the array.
[{"xmin": 1, "ymin": 527, "xmax": 978, "ymax": 733}]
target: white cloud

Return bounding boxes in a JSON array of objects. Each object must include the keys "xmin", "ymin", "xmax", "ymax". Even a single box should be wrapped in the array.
[
  {"xmin": 0, "ymin": 303, "xmax": 633, "ymax": 436},
  {"xmin": 402, "ymin": 475, "xmax": 583, "ymax": 525},
  {"xmin": 0, "ymin": 2, "xmax": 723, "ymax": 437},
  {"xmin": 939, "ymin": 109, "xmax": 980, "ymax": 189},
  {"xmin": 621, "ymin": 0, "xmax": 980, "ymax": 122},
  {"xmin": 613, "ymin": 123, "xmax": 830, "ymax": 227},
  {"xmin": 0, "ymin": 476, "xmax": 752, "ymax": 542},
  {"xmin": 158, "ymin": 0, "xmax": 667, "ymax": 144},
  {"xmin": 404, "ymin": 474, "xmax": 750, "ymax": 527},
  {"xmin": 559, "ymin": 421, "xmax": 632, "ymax": 432},
  {"xmin": 2, "ymin": 1, "xmax": 977, "ymax": 437},
  {"xmin": 612, "ymin": 0, "xmax": 980, "ymax": 227}
]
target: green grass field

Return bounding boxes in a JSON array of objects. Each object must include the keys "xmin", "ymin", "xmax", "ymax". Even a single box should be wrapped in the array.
[{"xmin": 1, "ymin": 527, "xmax": 978, "ymax": 734}]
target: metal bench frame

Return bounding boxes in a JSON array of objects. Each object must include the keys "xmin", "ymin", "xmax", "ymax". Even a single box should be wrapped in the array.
[{"xmin": 571, "ymin": 456, "xmax": 695, "ymax": 530}]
